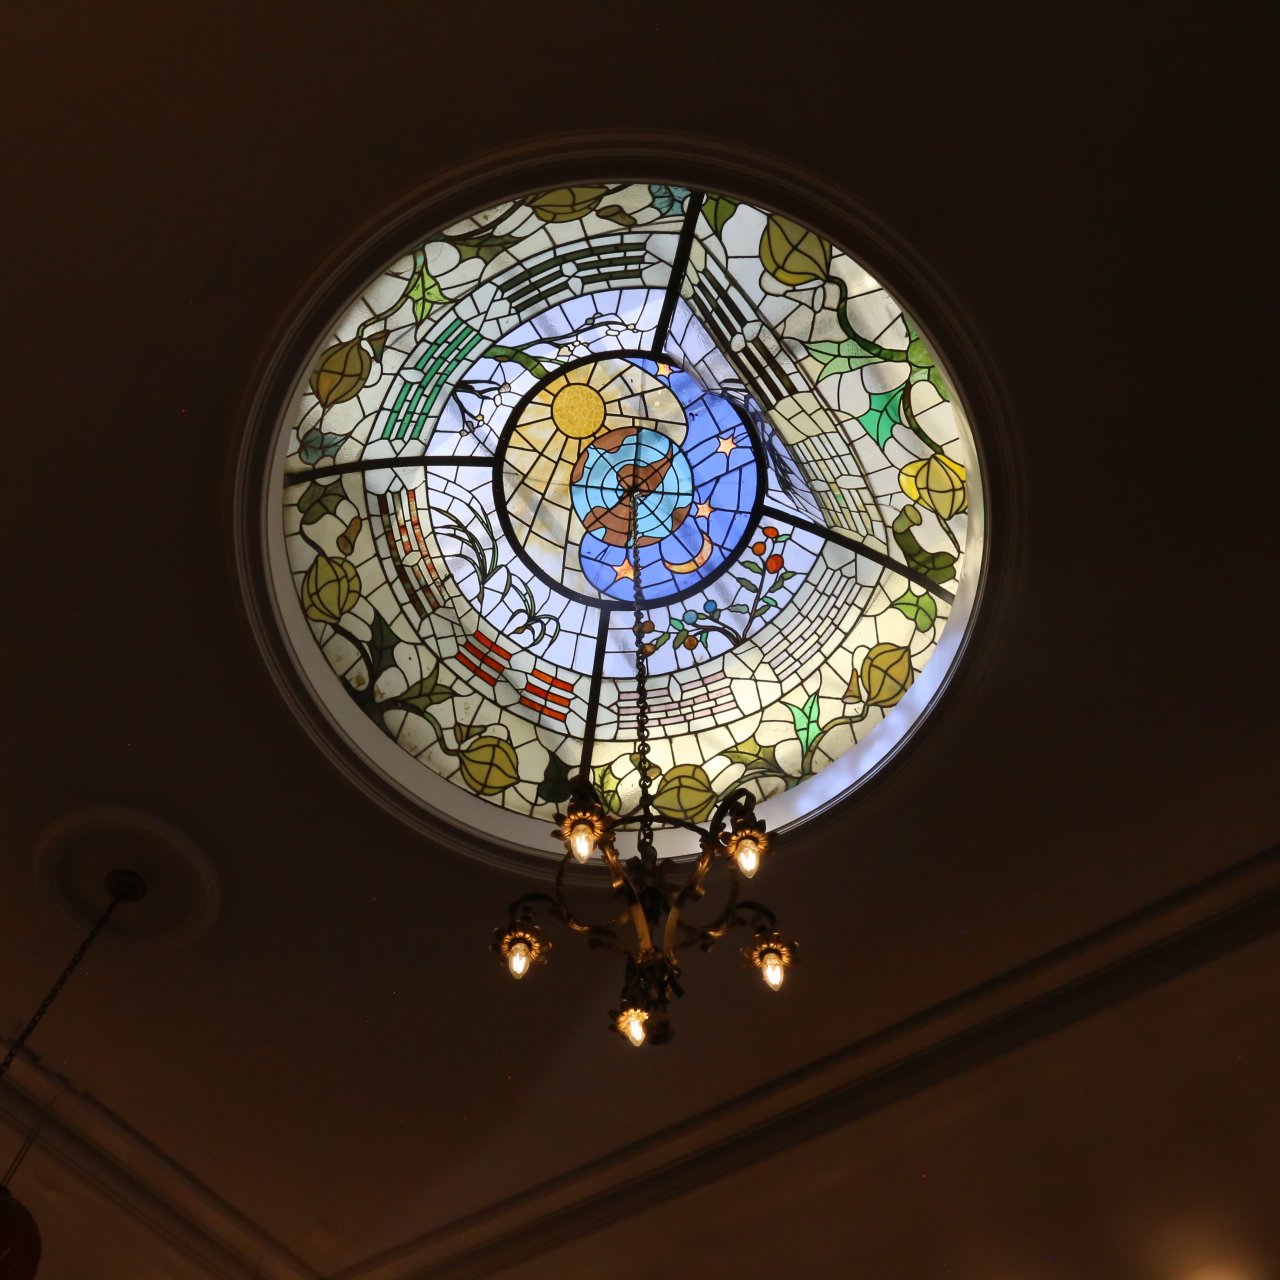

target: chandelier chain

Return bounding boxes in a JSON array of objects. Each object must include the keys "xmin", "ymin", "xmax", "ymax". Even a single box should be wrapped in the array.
[{"xmin": 628, "ymin": 480, "xmax": 656, "ymax": 868}]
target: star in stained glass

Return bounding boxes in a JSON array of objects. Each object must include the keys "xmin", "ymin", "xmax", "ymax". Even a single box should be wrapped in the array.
[
  {"xmin": 695, "ymin": 500, "xmax": 714, "ymax": 518},
  {"xmin": 716, "ymin": 436, "xmax": 738, "ymax": 456},
  {"xmin": 613, "ymin": 557, "xmax": 635, "ymax": 581}
]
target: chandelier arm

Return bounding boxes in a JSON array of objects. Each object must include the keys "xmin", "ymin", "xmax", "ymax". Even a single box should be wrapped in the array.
[
  {"xmin": 661, "ymin": 838, "xmax": 717, "ymax": 955},
  {"xmin": 600, "ymin": 842, "xmax": 655, "ymax": 953},
  {"xmin": 709, "ymin": 789, "xmax": 756, "ymax": 836},
  {"xmin": 546, "ymin": 853, "xmax": 631, "ymax": 938},
  {"xmin": 671, "ymin": 868, "xmax": 763, "ymax": 950}
]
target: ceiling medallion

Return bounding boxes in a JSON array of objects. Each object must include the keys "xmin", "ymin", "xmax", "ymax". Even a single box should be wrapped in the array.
[{"xmin": 256, "ymin": 176, "xmax": 985, "ymax": 1036}]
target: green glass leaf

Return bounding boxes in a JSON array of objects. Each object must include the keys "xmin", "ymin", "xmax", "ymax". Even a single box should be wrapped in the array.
[
  {"xmin": 787, "ymin": 694, "xmax": 822, "ymax": 753},
  {"xmin": 856, "ymin": 384, "xmax": 907, "ymax": 447},
  {"xmin": 368, "ymin": 612, "xmax": 401, "ymax": 681},
  {"xmin": 394, "ymin": 665, "xmax": 458, "ymax": 711},
  {"xmin": 444, "ymin": 230, "xmax": 522, "ymax": 263},
  {"xmin": 297, "ymin": 480, "xmax": 344, "ymax": 526},
  {"xmin": 299, "ymin": 428, "xmax": 345, "ymax": 466},
  {"xmin": 806, "ymin": 338, "xmax": 884, "ymax": 381},
  {"xmin": 594, "ymin": 761, "xmax": 623, "ymax": 813},
  {"xmin": 891, "ymin": 587, "xmax": 938, "ymax": 632},
  {"xmin": 407, "ymin": 259, "xmax": 448, "ymax": 324},
  {"xmin": 727, "ymin": 603, "xmax": 751, "ymax": 614},
  {"xmin": 905, "ymin": 322, "xmax": 950, "ymax": 402},
  {"xmin": 733, "ymin": 575, "xmax": 757, "ymax": 592},
  {"xmin": 723, "ymin": 733, "xmax": 778, "ymax": 770},
  {"xmin": 537, "ymin": 752, "xmax": 574, "ymax": 805},
  {"xmin": 649, "ymin": 184, "xmax": 691, "ymax": 216},
  {"xmin": 482, "ymin": 344, "xmax": 550, "ymax": 380},
  {"xmin": 702, "ymin": 194, "xmax": 738, "ymax": 236},
  {"xmin": 891, "ymin": 505, "xmax": 957, "ymax": 586},
  {"xmin": 739, "ymin": 560, "xmax": 764, "ymax": 575}
]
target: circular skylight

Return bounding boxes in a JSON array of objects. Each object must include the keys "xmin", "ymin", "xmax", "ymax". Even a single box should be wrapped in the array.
[{"xmin": 265, "ymin": 183, "xmax": 985, "ymax": 857}]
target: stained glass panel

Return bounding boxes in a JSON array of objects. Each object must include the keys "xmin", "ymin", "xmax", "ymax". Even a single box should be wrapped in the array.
[{"xmin": 269, "ymin": 184, "xmax": 984, "ymax": 853}]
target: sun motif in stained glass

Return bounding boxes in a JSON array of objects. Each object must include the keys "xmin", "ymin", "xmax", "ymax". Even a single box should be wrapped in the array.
[
  {"xmin": 501, "ymin": 356, "xmax": 760, "ymax": 605},
  {"xmin": 266, "ymin": 183, "xmax": 985, "ymax": 857}
]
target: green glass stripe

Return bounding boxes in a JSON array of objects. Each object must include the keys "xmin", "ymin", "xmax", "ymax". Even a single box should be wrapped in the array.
[
  {"xmin": 381, "ymin": 320, "xmax": 464, "ymax": 440},
  {"xmin": 380, "ymin": 381, "xmax": 415, "ymax": 439},
  {"xmin": 391, "ymin": 320, "xmax": 470, "ymax": 442},
  {"xmin": 397, "ymin": 326, "xmax": 479, "ymax": 442},
  {"xmin": 402, "ymin": 331, "xmax": 485, "ymax": 442}
]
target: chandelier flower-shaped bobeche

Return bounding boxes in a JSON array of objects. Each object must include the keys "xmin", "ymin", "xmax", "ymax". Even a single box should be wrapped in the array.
[{"xmin": 270, "ymin": 184, "xmax": 983, "ymax": 1042}]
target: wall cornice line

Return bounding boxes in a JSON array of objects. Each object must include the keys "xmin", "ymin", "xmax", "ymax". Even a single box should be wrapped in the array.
[
  {"xmin": 337, "ymin": 839, "xmax": 1280, "ymax": 1280},
  {"xmin": 4, "ymin": 841, "xmax": 1275, "ymax": 1279}
]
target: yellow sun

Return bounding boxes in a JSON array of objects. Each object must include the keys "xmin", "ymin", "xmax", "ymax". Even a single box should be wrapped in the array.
[{"xmin": 551, "ymin": 383, "xmax": 607, "ymax": 439}]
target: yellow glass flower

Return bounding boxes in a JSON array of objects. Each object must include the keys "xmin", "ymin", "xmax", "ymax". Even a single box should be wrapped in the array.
[
  {"xmin": 860, "ymin": 643, "xmax": 915, "ymax": 708},
  {"xmin": 898, "ymin": 453, "xmax": 967, "ymax": 520},
  {"xmin": 301, "ymin": 555, "xmax": 361, "ymax": 624},
  {"xmin": 309, "ymin": 338, "xmax": 372, "ymax": 407},
  {"xmin": 459, "ymin": 736, "xmax": 520, "ymax": 796},
  {"xmin": 759, "ymin": 216, "xmax": 831, "ymax": 286}
]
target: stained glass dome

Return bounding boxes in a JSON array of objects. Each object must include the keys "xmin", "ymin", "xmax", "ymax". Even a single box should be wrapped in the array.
[{"xmin": 265, "ymin": 184, "xmax": 985, "ymax": 857}]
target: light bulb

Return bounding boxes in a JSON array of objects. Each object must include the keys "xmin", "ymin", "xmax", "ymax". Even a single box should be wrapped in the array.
[
  {"xmin": 761, "ymin": 949, "xmax": 785, "ymax": 991},
  {"xmin": 735, "ymin": 835, "xmax": 760, "ymax": 879},
  {"xmin": 569, "ymin": 820, "xmax": 595, "ymax": 863},
  {"xmin": 619, "ymin": 1008, "xmax": 648, "ymax": 1047},
  {"xmin": 507, "ymin": 940, "xmax": 532, "ymax": 979}
]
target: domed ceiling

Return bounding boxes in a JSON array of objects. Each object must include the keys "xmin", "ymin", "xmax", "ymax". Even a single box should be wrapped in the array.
[{"xmin": 265, "ymin": 184, "xmax": 984, "ymax": 854}]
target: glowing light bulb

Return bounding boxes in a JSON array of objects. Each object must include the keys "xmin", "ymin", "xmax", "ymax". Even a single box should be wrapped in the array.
[
  {"xmin": 619, "ymin": 1008, "xmax": 648, "ymax": 1047},
  {"xmin": 569, "ymin": 820, "xmax": 595, "ymax": 863},
  {"xmin": 507, "ymin": 940, "xmax": 532, "ymax": 979},
  {"xmin": 761, "ymin": 950, "xmax": 785, "ymax": 991},
  {"xmin": 735, "ymin": 835, "xmax": 760, "ymax": 879}
]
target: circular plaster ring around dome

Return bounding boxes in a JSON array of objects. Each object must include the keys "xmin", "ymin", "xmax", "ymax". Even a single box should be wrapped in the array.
[
  {"xmin": 232, "ymin": 134, "xmax": 1020, "ymax": 877},
  {"xmin": 32, "ymin": 808, "xmax": 220, "ymax": 947}
]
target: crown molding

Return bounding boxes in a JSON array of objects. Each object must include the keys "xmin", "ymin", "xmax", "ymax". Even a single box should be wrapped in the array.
[
  {"xmin": 334, "ymin": 838, "xmax": 1280, "ymax": 1280},
  {"xmin": 0, "ymin": 1061, "xmax": 317, "ymax": 1280},
  {"xmin": 4, "ymin": 840, "xmax": 1276, "ymax": 1279}
]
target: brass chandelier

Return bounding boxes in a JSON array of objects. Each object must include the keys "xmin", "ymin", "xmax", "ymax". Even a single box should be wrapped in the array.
[{"xmin": 492, "ymin": 481, "xmax": 798, "ymax": 1046}]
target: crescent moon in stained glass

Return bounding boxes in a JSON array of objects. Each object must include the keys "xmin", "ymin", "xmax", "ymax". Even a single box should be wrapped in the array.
[{"xmin": 663, "ymin": 533, "xmax": 715, "ymax": 575}]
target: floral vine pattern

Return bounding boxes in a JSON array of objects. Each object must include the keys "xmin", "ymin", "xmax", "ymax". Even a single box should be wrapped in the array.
[{"xmin": 274, "ymin": 185, "xmax": 980, "ymax": 836}]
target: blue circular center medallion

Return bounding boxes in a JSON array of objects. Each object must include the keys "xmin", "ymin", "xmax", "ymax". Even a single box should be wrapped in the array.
[{"xmin": 571, "ymin": 426, "xmax": 696, "ymax": 547}]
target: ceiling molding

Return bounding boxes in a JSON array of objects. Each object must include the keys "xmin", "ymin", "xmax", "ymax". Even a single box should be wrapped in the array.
[
  {"xmin": 0, "ymin": 1062, "xmax": 317, "ymax": 1280},
  {"xmin": 334, "ymin": 839, "xmax": 1280, "ymax": 1279},
  {"xmin": 4, "ymin": 841, "xmax": 1275, "ymax": 1278}
]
